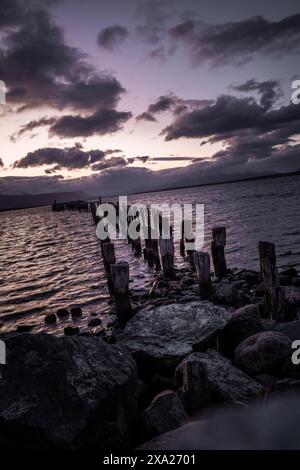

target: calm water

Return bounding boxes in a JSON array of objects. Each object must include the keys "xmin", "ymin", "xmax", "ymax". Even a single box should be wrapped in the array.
[{"xmin": 1, "ymin": 175, "xmax": 299, "ymax": 333}]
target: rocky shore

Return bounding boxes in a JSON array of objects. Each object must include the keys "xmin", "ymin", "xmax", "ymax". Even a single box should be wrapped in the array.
[{"xmin": 1, "ymin": 263, "xmax": 300, "ymax": 449}]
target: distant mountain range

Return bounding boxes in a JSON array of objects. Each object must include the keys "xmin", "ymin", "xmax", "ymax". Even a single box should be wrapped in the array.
[{"xmin": 0, "ymin": 191, "xmax": 88, "ymax": 211}]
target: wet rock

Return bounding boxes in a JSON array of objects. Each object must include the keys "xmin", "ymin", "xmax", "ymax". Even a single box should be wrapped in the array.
[
  {"xmin": 219, "ymin": 304, "xmax": 261, "ymax": 357},
  {"xmin": 44, "ymin": 313, "xmax": 56, "ymax": 324},
  {"xmin": 138, "ymin": 395, "xmax": 300, "ymax": 450},
  {"xmin": 0, "ymin": 333, "xmax": 137, "ymax": 449},
  {"xmin": 64, "ymin": 326, "xmax": 80, "ymax": 336},
  {"xmin": 269, "ymin": 378, "xmax": 300, "ymax": 398},
  {"xmin": 280, "ymin": 267, "xmax": 298, "ymax": 278},
  {"xmin": 292, "ymin": 278, "xmax": 300, "ymax": 287},
  {"xmin": 255, "ymin": 374, "xmax": 276, "ymax": 389},
  {"xmin": 235, "ymin": 331, "xmax": 292, "ymax": 376},
  {"xmin": 176, "ymin": 349, "xmax": 264, "ymax": 406},
  {"xmin": 116, "ymin": 302, "xmax": 230, "ymax": 372},
  {"xmin": 88, "ymin": 317, "xmax": 102, "ymax": 327},
  {"xmin": 260, "ymin": 319, "xmax": 277, "ymax": 331},
  {"xmin": 284, "ymin": 286, "xmax": 300, "ymax": 310},
  {"xmin": 180, "ymin": 276, "xmax": 195, "ymax": 288},
  {"xmin": 141, "ymin": 390, "xmax": 188, "ymax": 439},
  {"xmin": 211, "ymin": 281, "xmax": 238, "ymax": 306},
  {"xmin": 274, "ymin": 320, "xmax": 300, "ymax": 341},
  {"xmin": 56, "ymin": 308, "xmax": 70, "ymax": 319},
  {"xmin": 16, "ymin": 324, "xmax": 35, "ymax": 333},
  {"xmin": 70, "ymin": 306, "xmax": 82, "ymax": 318},
  {"xmin": 280, "ymin": 275, "xmax": 293, "ymax": 286}
]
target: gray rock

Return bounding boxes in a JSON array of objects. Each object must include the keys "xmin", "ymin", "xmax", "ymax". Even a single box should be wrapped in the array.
[
  {"xmin": 88, "ymin": 317, "xmax": 102, "ymax": 327},
  {"xmin": 219, "ymin": 304, "xmax": 261, "ymax": 356},
  {"xmin": 274, "ymin": 320, "xmax": 300, "ymax": 341},
  {"xmin": 56, "ymin": 308, "xmax": 70, "ymax": 318},
  {"xmin": 141, "ymin": 390, "xmax": 188, "ymax": 438},
  {"xmin": 116, "ymin": 302, "xmax": 230, "ymax": 371},
  {"xmin": 64, "ymin": 326, "xmax": 79, "ymax": 336},
  {"xmin": 212, "ymin": 282, "xmax": 238, "ymax": 306},
  {"xmin": 44, "ymin": 313, "xmax": 56, "ymax": 324},
  {"xmin": 138, "ymin": 395, "xmax": 300, "ymax": 450},
  {"xmin": 235, "ymin": 331, "xmax": 292, "ymax": 376},
  {"xmin": 176, "ymin": 349, "xmax": 264, "ymax": 406},
  {"xmin": 284, "ymin": 286, "xmax": 300, "ymax": 309},
  {"xmin": 70, "ymin": 306, "xmax": 82, "ymax": 318},
  {"xmin": 0, "ymin": 333, "xmax": 137, "ymax": 449}
]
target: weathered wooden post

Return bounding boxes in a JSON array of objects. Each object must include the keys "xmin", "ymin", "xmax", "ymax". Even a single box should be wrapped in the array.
[
  {"xmin": 193, "ymin": 251, "xmax": 212, "ymax": 299},
  {"xmin": 258, "ymin": 241, "xmax": 285, "ymax": 321},
  {"xmin": 159, "ymin": 237, "xmax": 175, "ymax": 278},
  {"xmin": 211, "ymin": 227, "xmax": 227, "ymax": 278},
  {"xmin": 102, "ymin": 242, "xmax": 116, "ymax": 296},
  {"xmin": 111, "ymin": 262, "xmax": 132, "ymax": 326},
  {"xmin": 180, "ymin": 360, "xmax": 209, "ymax": 414},
  {"xmin": 151, "ymin": 239, "xmax": 161, "ymax": 270},
  {"xmin": 180, "ymin": 219, "xmax": 185, "ymax": 257}
]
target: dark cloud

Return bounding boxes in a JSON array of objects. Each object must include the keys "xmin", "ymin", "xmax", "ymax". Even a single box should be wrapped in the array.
[
  {"xmin": 0, "ymin": 158, "xmax": 4, "ymax": 168},
  {"xmin": 151, "ymin": 156, "xmax": 192, "ymax": 161},
  {"xmin": 136, "ymin": 111, "xmax": 157, "ymax": 122},
  {"xmin": 0, "ymin": 2, "xmax": 130, "ymax": 138},
  {"xmin": 49, "ymin": 109, "xmax": 132, "ymax": 138},
  {"xmin": 232, "ymin": 79, "xmax": 283, "ymax": 109},
  {"xmin": 136, "ymin": 156, "xmax": 150, "ymax": 163},
  {"xmin": 98, "ymin": 25, "xmax": 129, "ymax": 50},
  {"xmin": 13, "ymin": 145, "xmax": 127, "ymax": 171},
  {"xmin": 90, "ymin": 156, "xmax": 127, "ymax": 171},
  {"xmin": 137, "ymin": 94, "xmax": 212, "ymax": 121},
  {"xmin": 11, "ymin": 117, "xmax": 56, "ymax": 141},
  {"xmin": 162, "ymin": 91, "xmax": 300, "ymax": 176},
  {"xmin": 169, "ymin": 15, "xmax": 300, "ymax": 67}
]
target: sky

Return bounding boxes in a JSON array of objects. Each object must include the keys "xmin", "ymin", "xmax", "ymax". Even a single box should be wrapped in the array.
[{"xmin": 0, "ymin": 0, "xmax": 300, "ymax": 196}]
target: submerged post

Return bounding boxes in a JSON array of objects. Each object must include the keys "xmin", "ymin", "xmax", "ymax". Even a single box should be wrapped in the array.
[
  {"xmin": 193, "ymin": 251, "xmax": 212, "ymax": 299},
  {"xmin": 258, "ymin": 241, "xmax": 285, "ymax": 321},
  {"xmin": 159, "ymin": 237, "xmax": 175, "ymax": 278},
  {"xmin": 102, "ymin": 242, "xmax": 116, "ymax": 296},
  {"xmin": 211, "ymin": 227, "xmax": 227, "ymax": 278},
  {"xmin": 111, "ymin": 262, "xmax": 132, "ymax": 326}
]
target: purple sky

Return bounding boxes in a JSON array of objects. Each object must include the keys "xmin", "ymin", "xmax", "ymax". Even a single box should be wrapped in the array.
[{"xmin": 0, "ymin": 0, "xmax": 300, "ymax": 196}]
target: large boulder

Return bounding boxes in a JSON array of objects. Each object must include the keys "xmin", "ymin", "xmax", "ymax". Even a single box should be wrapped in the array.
[
  {"xmin": 116, "ymin": 302, "xmax": 230, "ymax": 372},
  {"xmin": 138, "ymin": 395, "xmax": 300, "ymax": 450},
  {"xmin": 141, "ymin": 390, "xmax": 188, "ymax": 439},
  {"xmin": 176, "ymin": 349, "xmax": 264, "ymax": 406},
  {"xmin": 219, "ymin": 304, "xmax": 262, "ymax": 356},
  {"xmin": 234, "ymin": 331, "xmax": 292, "ymax": 376},
  {"xmin": 0, "ymin": 333, "xmax": 137, "ymax": 450}
]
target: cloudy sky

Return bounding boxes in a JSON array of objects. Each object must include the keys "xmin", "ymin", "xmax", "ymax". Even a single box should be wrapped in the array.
[{"xmin": 0, "ymin": 0, "xmax": 300, "ymax": 195}]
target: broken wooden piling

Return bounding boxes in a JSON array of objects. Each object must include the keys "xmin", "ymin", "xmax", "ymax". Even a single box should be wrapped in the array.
[
  {"xmin": 258, "ymin": 241, "xmax": 285, "ymax": 321},
  {"xmin": 111, "ymin": 261, "xmax": 132, "ymax": 326},
  {"xmin": 211, "ymin": 227, "xmax": 227, "ymax": 278},
  {"xmin": 193, "ymin": 251, "xmax": 212, "ymax": 299}
]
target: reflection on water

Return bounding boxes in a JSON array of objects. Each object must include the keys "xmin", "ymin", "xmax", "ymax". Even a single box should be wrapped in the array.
[{"xmin": 0, "ymin": 175, "xmax": 299, "ymax": 333}]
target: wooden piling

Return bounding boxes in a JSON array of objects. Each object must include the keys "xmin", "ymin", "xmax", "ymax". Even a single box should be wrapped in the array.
[
  {"xmin": 159, "ymin": 237, "xmax": 175, "ymax": 278},
  {"xmin": 102, "ymin": 242, "xmax": 116, "ymax": 296},
  {"xmin": 211, "ymin": 227, "xmax": 227, "ymax": 278},
  {"xmin": 180, "ymin": 360, "xmax": 210, "ymax": 414},
  {"xmin": 193, "ymin": 251, "xmax": 212, "ymax": 299},
  {"xmin": 258, "ymin": 241, "xmax": 285, "ymax": 321},
  {"xmin": 111, "ymin": 261, "xmax": 132, "ymax": 326}
]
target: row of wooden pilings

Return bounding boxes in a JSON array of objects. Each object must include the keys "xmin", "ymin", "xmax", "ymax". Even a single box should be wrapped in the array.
[
  {"xmin": 53, "ymin": 198, "xmax": 286, "ymax": 325},
  {"xmin": 88, "ymin": 199, "xmax": 286, "ymax": 325}
]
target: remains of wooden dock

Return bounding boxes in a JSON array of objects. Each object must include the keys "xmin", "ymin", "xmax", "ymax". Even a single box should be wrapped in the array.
[{"xmin": 52, "ymin": 197, "xmax": 286, "ymax": 325}]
